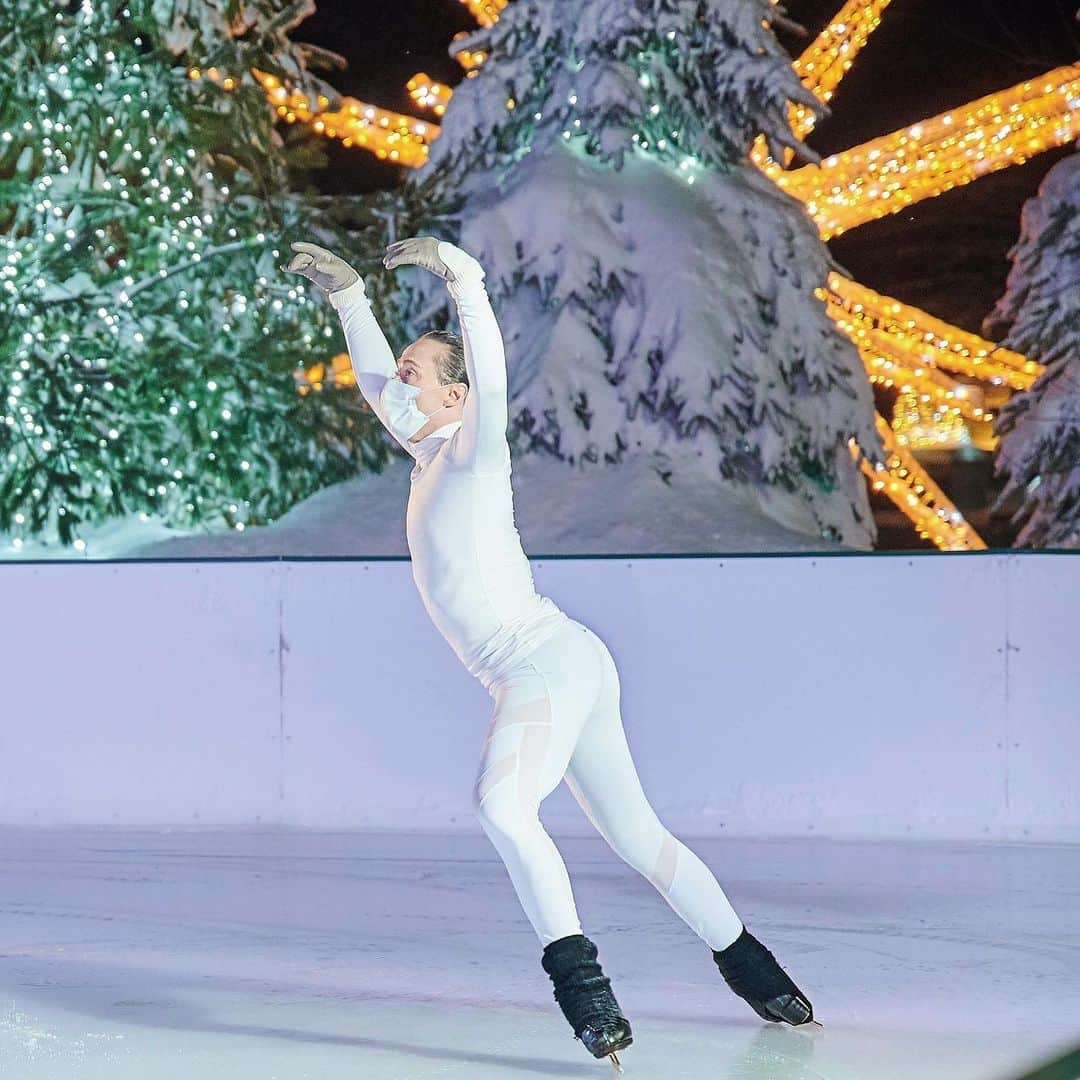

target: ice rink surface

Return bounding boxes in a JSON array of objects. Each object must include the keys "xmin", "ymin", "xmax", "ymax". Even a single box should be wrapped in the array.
[{"xmin": 1, "ymin": 827, "xmax": 1077, "ymax": 1080}]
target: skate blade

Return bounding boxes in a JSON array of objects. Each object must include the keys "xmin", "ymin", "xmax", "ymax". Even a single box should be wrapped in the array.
[{"xmin": 608, "ymin": 1050, "xmax": 624, "ymax": 1073}]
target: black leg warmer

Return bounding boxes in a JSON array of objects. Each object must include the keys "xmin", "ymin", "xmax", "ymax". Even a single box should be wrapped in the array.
[
  {"xmin": 712, "ymin": 927, "xmax": 815, "ymax": 1026},
  {"xmin": 541, "ymin": 934, "xmax": 633, "ymax": 1059}
]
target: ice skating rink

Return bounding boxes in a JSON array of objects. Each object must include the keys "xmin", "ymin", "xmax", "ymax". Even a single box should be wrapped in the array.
[{"xmin": 1, "ymin": 827, "xmax": 1077, "ymax": 1080}]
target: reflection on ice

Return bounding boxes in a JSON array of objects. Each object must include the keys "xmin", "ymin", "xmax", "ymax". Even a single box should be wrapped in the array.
[{"xmin": 1, "ymin": 828, "xmax": 1077, "ymax": 1079}]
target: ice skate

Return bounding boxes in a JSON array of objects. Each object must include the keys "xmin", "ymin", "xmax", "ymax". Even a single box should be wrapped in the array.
[
  {"xmin": 712, "ymin": 926, "xmax": 821, "ymax": 1028},
  {"xmin": 542, "ymin": 933, "xmax": 633, "ymax": 1071}
]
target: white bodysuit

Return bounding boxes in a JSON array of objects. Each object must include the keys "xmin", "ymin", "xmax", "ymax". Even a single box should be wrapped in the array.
[{"xmin": 330, "ymin": 268, "xmax": 745, "ymax": 951}]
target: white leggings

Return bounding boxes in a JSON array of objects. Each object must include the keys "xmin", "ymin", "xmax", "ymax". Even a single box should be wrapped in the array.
[{"xmin": 472, "ymin": 619, "xmax": 745, "ymax": 951}]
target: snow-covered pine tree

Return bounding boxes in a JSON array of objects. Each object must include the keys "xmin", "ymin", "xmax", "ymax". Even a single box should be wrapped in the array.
[
  {"xmin": 395, "ymin": 0, "xmax": 885, "ymax": 547},
  {"xmin": 0, "ymin": 0, "xmax": 388, "ymax": 550},
  {"xmin": 982, "ymin": 151, "xmax": 1080, "ymax": 549}
]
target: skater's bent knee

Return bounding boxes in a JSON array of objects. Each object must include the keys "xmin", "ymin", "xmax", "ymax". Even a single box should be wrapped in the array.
[{"xmin": 473, "ymin": 787, "xmax": 540, "ymax": 838}]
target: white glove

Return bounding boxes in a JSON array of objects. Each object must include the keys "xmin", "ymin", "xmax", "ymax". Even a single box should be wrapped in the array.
[
  {"xmin": 281, "ymin": 240, "xmax": 360, "ymax": 293},
  {"xmin": 383, "ymin": 236, "xmax": 484, "ymax": 285}
]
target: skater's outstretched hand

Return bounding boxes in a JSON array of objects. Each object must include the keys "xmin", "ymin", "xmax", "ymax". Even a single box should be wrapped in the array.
[
  {"xmin": 383, "ymin": 236, "xmax": 484, "ymax": 287},
  {"xmin": 281, "ymin": 240, "xmax": 360, "ymax": 293}
]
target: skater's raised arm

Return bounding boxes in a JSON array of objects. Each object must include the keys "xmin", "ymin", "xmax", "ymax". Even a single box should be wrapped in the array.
[
  {"xmin": 445, "ymin": 257, "xmax": 509, "ymax": 475},
  {"xmin": 383, "ymin": 237, "xmax": 509, "ymax": 475},
  {"xmin": 282, "ymin": 240, "xmax": 419, "ymax": 459},
  {"xmin": 329, "ymin": 280, "xmax": 426, "ymax": 459}
]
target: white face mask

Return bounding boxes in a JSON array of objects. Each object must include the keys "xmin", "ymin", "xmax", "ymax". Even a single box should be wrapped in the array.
[{"xmin": 379, "ymin": 375, "xmax": 456, "ymax": 442}]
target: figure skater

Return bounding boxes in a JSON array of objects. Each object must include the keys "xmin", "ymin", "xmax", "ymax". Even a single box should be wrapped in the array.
[{"xmin": 282, "ymin": 237, "xmax": 818, "ymax": 1070}]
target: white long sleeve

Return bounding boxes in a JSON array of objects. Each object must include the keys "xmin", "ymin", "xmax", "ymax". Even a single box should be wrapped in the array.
[
  {"xmin": 329, "ymin": 278, "xmax": 418, "ymax": 459},
  {"xmin": 446, "ymin": 274, "xmax": 511, "ymax": 475}
]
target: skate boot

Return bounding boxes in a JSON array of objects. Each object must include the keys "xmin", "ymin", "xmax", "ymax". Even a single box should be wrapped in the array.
[
  {"xmin": 541, "ymin": 933, "xmax": 633, "ymax": 1073},
  {"xmin": 712, "ymin": 926, "xmax": 820, "ymax": 1028}
]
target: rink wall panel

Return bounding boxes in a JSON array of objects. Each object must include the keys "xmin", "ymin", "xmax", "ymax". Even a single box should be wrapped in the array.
[{"xmin": 1, "ymin": 552, "xmax": 1077, "ymax": 840}]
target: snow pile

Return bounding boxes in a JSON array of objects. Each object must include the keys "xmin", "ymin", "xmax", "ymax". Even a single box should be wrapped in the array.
[{"xmin": 0, "ymin": 443, "xmax": 855, "ymax": 561}]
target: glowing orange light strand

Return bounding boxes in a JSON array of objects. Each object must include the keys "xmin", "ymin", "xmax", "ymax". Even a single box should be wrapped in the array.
[
  {"xmin": 825, "ymin": 275, "xmax": 1043, "ymax": 391},
  {"xmin": 773, "ymin": 64, "xmax": 1080, "ymax": 238},
  {"xmin": 851, "ymin": 418, "xmax": 988, "ymax": 550},
  {"xmin": 751, "ymin": 0, "xmax": 893, "ymax": 168},
  {"xmin": 188, "ymin": 65, "xmax": 439, "ymax": 166}
]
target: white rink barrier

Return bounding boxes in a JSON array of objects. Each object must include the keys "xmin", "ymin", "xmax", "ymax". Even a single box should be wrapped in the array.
[{"xmin": 1, "ymin": 552, "xmax": 1077, "ymax": 841}]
